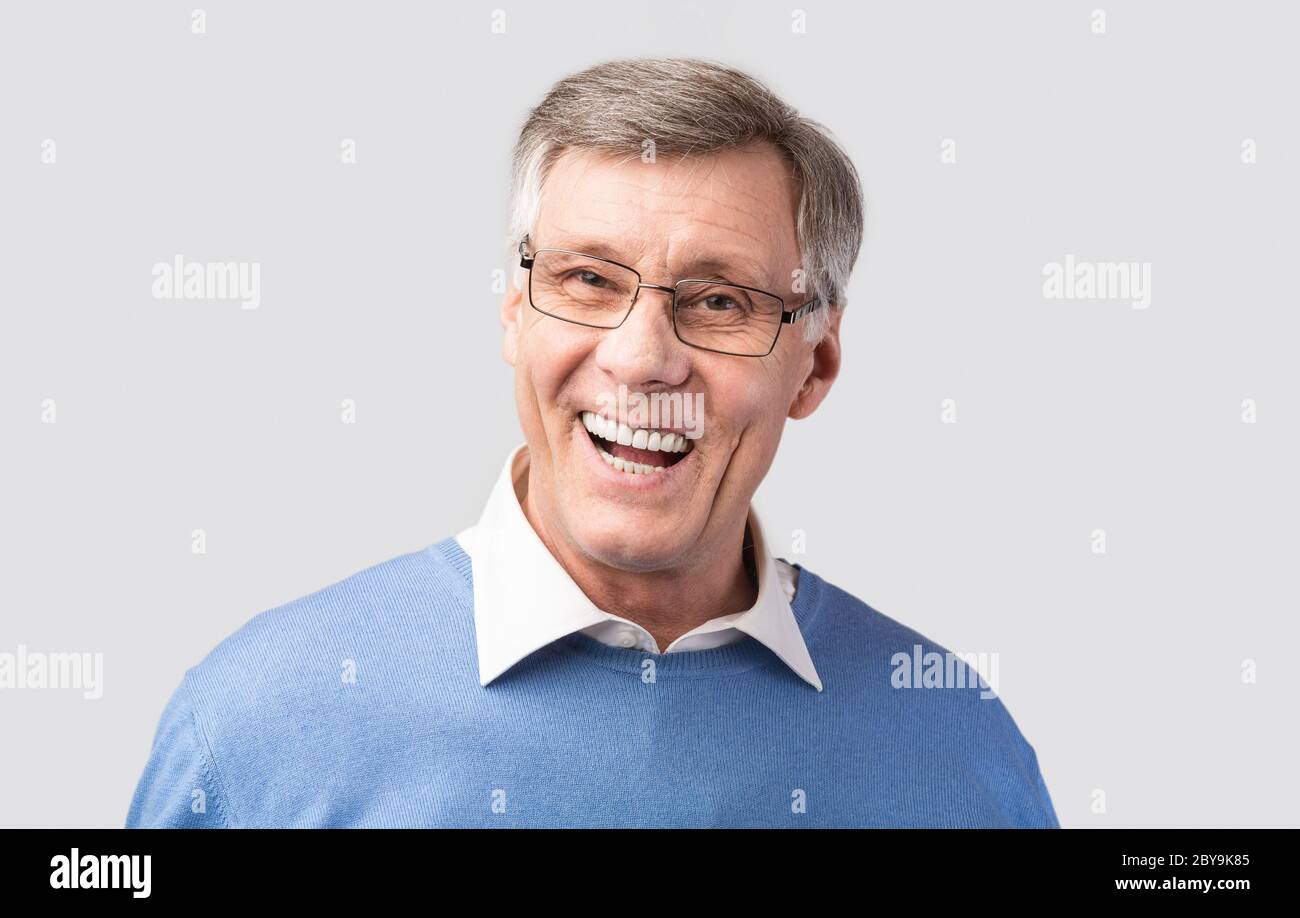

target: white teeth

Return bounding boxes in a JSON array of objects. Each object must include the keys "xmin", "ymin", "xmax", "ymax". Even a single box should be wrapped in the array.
[
  {"xmin": 595, "ymin": 445, "xmax": 665, "ymax": 476},
  {"xmin": 580, "ymin": 411, "xmax": 693, "ymax": 455}
]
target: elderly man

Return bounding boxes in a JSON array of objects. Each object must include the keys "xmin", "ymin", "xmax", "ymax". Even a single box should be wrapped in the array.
[{"xmin": 127, "ymin": 59, "xmax": 1058, "ymax": 828}]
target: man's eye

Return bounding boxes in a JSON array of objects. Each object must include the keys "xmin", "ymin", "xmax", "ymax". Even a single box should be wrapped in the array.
[
  {"xmin": 576, "ymin": 270, "xmax": 609, "ymax": 287},
  {"xmin": 701, "ymin": 294, "xmax": 737, "ymax": 310}
]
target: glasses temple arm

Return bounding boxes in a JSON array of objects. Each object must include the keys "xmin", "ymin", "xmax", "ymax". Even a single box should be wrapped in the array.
[{"xmin": 781, "ymin": 297, "xmax": 823, "ymax": 324}]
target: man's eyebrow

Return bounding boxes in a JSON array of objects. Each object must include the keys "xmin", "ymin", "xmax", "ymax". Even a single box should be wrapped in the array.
[
  {"xmin": 543, "ymin": 237, "xmax": 779, "ymax": 292},
  {"xmin": 677, "ymin": 255, "xmax": 776, "ymax": 292},
  {"xmin": 542, "ymin": 236, "xmax": 642, "ymax": 264}
]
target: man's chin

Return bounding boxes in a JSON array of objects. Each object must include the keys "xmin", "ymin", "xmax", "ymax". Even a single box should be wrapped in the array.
[{"xmin": 568, "ymin": 522, "xmax": 697, "ymax": 574}]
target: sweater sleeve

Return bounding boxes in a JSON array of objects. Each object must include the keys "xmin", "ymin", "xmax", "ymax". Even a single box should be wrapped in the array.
[
  {"xmin": 125, "ymin": 673, "xmax": 232, "ymax": 828},
  {"xmin": 1024, "ymin": 740, "xmax": 1061, "ymax": 828},
  {"xmin": 987, "ymin": 693, "xmax": 1061, "ymax": 828}
]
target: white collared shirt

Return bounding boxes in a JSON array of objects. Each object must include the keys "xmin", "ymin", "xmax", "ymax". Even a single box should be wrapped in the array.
[{"xmin": 455, "ymin": 442, "xmax": 823, "ymax": 691}]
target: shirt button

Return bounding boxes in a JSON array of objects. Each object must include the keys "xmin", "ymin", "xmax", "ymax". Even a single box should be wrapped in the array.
[{"xmin": 617, "ymin": 629, "xmax": 639, "ymax": 648}]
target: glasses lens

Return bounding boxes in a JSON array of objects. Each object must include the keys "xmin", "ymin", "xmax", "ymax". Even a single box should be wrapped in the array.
[
  {"xmin": 673, "ymin": 281, "xmax": 783, "ymax": 356},
  {"xmin": 529, "ymin": 250, "xmax": 638, "ymax": 328}
]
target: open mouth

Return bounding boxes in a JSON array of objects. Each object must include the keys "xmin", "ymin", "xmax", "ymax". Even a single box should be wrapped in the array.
[{"xmin": 578, "ymin": 410, "xmax": 695, "ymax": 475}]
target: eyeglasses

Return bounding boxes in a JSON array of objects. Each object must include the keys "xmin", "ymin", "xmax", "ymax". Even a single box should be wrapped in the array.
[{"xmin": 517, "ymin": 236, "xmax": 823, "ymax": 358}]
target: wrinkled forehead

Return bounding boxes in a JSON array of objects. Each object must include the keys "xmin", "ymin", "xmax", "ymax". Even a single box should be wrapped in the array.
[{"xmin": 534, "ymin": 144, "xmax": 802, "ymax": 291}]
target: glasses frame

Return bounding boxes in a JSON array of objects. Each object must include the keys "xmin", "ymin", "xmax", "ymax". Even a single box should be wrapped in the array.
[{"xmin": 517, "ymin": 235, "xmax": 823, "ymax": 358}]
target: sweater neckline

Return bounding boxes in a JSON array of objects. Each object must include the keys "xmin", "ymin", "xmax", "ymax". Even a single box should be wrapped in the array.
[{"xmin": 430, "ymin": 535, "xmax": 824, "ymax": 678}]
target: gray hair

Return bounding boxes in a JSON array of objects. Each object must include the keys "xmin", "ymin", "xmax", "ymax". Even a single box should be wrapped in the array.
[{"xmin": 507, "ymin": 58, "xmax": 865, "ymax": 344}]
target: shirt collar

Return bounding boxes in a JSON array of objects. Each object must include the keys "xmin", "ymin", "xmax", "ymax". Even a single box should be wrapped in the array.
[{"xmin": 456, "ymin": 442, "xmax": 822, "ymax": 692}]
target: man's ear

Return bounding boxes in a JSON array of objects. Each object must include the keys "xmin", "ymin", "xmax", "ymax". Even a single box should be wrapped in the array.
[
  {"xmin": 500, "ymin": 278, "xmax": 524, "ymax": 367},
  {"xmin": 789, "ymin": 307, "xmax": 842, "ymax": 420}
]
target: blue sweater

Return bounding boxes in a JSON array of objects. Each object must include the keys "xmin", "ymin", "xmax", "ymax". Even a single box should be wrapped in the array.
[{"xmin": 126, "ymin": 537, "xmax": 1059, "ymax": 828}]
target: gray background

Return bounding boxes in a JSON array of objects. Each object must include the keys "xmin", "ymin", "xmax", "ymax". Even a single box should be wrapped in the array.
[{"xmin": 2, "ymin": 0, "xmax": 1296, "ymax": 828}]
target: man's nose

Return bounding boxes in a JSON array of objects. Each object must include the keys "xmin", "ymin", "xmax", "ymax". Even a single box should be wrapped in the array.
[{"xmin": 593, "ymin": 284, "xmax": 690, "ymax": 387}]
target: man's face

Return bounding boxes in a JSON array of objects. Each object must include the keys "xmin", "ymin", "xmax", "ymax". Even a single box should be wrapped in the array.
[{"xmin": 500, "ymin": 142, "xmax": 840, "ymax": 573}]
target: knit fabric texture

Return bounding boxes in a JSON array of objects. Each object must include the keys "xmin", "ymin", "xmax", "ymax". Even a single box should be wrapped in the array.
[{"xmin": 126, "ymin": 537, "xmax": 1060, "ymax": 828}]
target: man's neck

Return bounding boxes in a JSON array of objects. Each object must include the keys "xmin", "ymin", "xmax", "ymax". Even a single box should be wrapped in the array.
[{"xmin": 519, "ymin": 474, "xmax": 758, "ymax": 650}]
